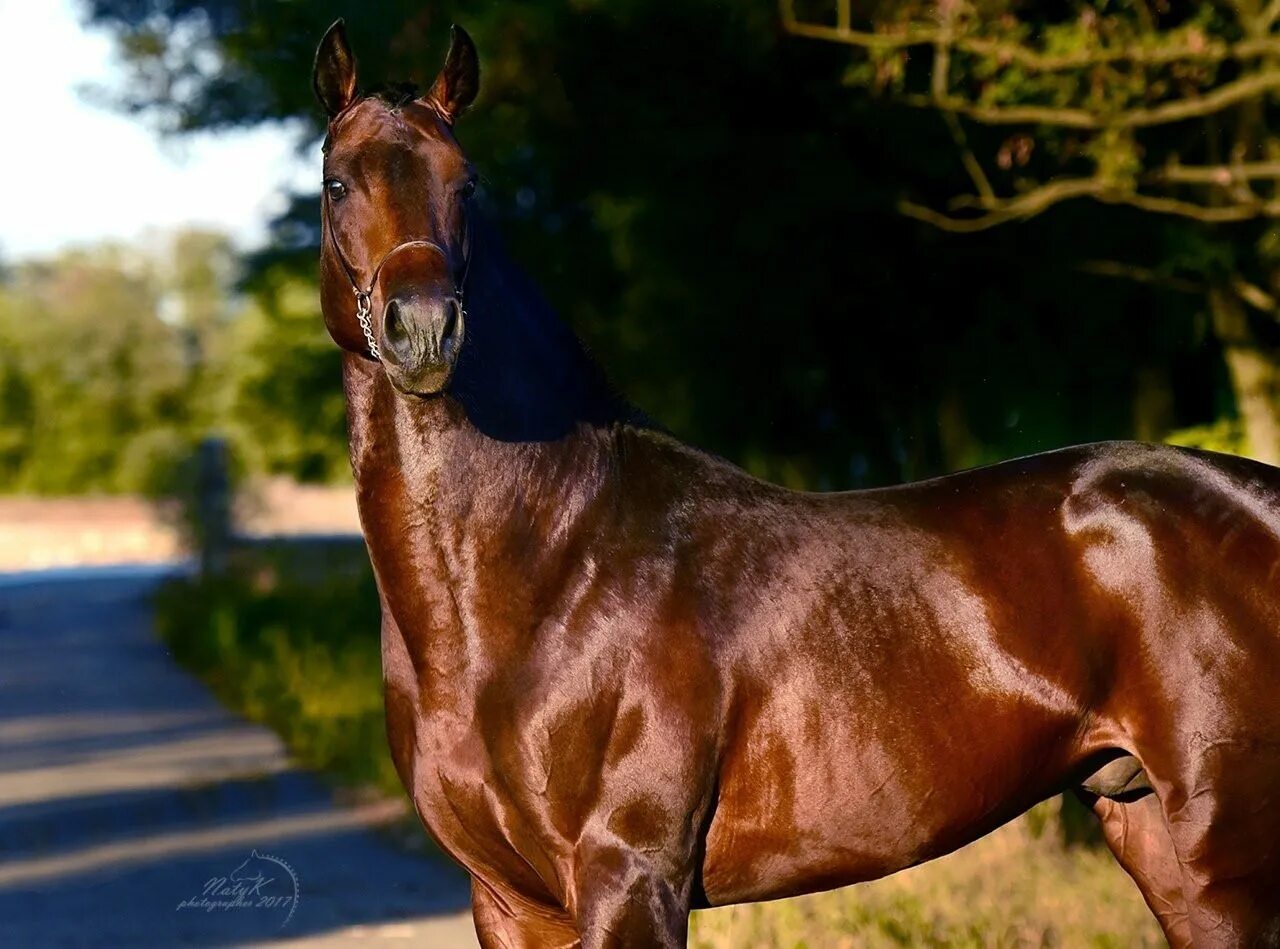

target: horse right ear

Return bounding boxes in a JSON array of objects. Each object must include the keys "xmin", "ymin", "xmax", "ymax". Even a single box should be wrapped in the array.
[
  {"xmin": 313, "ymin": 20, "xmax": 358, "ymax": 118},
  {"xmin": 425, "ymin": 25, "xmax": 479, "ymax": 123}
]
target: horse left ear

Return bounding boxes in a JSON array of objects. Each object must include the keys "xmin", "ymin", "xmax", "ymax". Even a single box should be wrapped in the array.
[{"xmin": 426, "ymin": 25, "xmax": 479, "ymax": 123}]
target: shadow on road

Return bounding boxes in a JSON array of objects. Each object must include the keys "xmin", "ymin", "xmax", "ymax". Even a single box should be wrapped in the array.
[{"xmin": 0, "ymin": 567, "xmax": 474, "ymax": 946}]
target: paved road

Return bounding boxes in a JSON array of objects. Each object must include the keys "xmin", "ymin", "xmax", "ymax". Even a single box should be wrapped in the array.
[{"xmin": 0, "ymin": 567, "xmax": 479, "ymax": 947}]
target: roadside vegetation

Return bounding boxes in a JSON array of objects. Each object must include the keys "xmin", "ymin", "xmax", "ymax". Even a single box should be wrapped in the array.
[{"xmin": 153, "ymin": 560, "xmax": 399, "ymax": 795}]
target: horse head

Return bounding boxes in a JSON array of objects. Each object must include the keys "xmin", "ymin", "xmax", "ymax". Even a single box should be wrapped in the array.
[{"xmin": 313, "ymin": 20, "xmax": 479, "ymax": 397}]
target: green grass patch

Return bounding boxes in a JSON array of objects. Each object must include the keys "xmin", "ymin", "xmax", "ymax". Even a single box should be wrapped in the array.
[{"xmin": 153, "ymin": 559, "xmax": 402, "ymax": 796}]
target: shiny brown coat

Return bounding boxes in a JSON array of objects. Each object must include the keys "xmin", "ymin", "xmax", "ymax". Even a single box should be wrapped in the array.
[{"xmin": 314, "ymin": 22, "xmax": 1280, "ymax": 948}]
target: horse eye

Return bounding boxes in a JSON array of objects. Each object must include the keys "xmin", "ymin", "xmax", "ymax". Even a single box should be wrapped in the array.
[
  {"xmin": 460, "ymin": 179, "xmax": 477, "ymax": 200},
  {"xmin": 325, "ymin": 179, "xmax": 347, "ymax": 202}
]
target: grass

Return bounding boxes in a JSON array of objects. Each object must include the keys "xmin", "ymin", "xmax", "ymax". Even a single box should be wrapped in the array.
[
  {"xmin": 153, "ymin": 552, "xmax": 401, "ymax": 796},
  {"xmin": 155, "ymin": 560, "xmax": 1164, "ymax": 947}
]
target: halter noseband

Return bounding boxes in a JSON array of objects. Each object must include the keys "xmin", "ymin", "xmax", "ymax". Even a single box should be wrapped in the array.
[{"xmin": 324, "ymin": 201, "xmax": 471, "ymax": 362}]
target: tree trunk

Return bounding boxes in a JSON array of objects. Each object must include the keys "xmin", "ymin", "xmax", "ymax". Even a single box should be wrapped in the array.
[
  {"xmin": 1209, "ymin": 286, "xmax": 1280, "ymax": 465},
  {"xmin": 937, "ymin": 386, "xmax": 980, "ymax": 473},
  {"xmin": 1132, "ymin": 365, "xmax": 1174, "ymax": 444}
]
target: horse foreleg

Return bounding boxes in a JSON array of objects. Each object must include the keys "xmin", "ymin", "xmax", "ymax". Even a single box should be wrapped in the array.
[{"xmin": 570, "ymin": 841, "xmax": 691, "ymax": 949}]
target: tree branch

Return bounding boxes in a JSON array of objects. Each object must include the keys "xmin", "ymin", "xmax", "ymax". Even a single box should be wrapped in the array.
[
  {"xmin": 1077, "ymin": 259, "xmax": 1206, "ymax": 294},
  {"xmin": 1120, "ymin": 71, "xmax": 1280, "ymax": 128},
  {"xmin": 901, "ymin": 94, "xmax": 1102, "ymax": 129},
  {"xmin": 900, "ymin": 176, "xmax": 1280, "ymax": 232},
  {"xmin": 1099, "ymin": 189, "xmax": 1280, "ymax": 220},
  {"xmin": 780, "ymin": 3, "xmax": 1280, "ymax": 71},
  {"xmin": 1152, "ymin": 160, "xmax": 1280, "ymax": 184},
  {"xmin": 1265, "ymin": 0, "xmax": 1280, "ymax": 29},
  {"xmin": 943, "ymin": 112, "xmax": 995, "ymax": 202},
  {"xmin": 1077, "ymin": 264, "xmax": 1280, "ymax": 321},
  {"xmin": 898, "ymin": 71, "xmax": 1280, "ymax": 130},
  {"xmin": 900, "ymin": 178, "xmax": 1108, "ymax": 231},
  {"xmin": 1232, "ymin": 276, "xmax": 1280, "ymax": 313},
  {"xmin": 779, "ymin": 4, "xmax": 939, "ymax": 49}
]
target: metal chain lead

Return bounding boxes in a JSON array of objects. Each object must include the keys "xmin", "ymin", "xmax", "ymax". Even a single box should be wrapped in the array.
[{"xmin": 355, "ymin": 291, "xmax": 381, "ymax": 361}]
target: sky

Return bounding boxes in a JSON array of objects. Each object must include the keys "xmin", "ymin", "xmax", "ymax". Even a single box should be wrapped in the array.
[{"xmin": 0, "ymin": 0, "xmax": 320, "ymax": 261}]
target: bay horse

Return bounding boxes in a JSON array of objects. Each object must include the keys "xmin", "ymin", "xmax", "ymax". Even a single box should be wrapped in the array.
[{"xmin": 313, "ymin": 20, "xmax": 1280, "ymax": 947}]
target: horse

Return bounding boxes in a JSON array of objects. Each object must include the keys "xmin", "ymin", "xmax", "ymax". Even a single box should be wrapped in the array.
[{"xmin": 312, "ymin": 20, "xmax": 1280, "ymax": 947}]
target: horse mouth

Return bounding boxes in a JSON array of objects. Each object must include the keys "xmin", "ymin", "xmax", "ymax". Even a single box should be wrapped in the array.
[
  {"xmin": 386, "ymin": 360, "xmax": 456, "ymax": 397},
  {"xmin": 382, "ymin": 307, "xmax": 464, "ymax": 397}
]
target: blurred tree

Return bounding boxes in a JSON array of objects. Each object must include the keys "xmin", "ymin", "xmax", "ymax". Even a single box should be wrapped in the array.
[
  {"xmin": 0, "ymin": 290, "xmax": 35, "ymax": 484},
  {"xmin": 0, "ymin": 232, "xmax": 252, "ymax": 494},
  {"xmin": 226, "ymin": 271, "xmax": 350, "ymax": 482},
  {"xmin": 162, "ymin": 230, "xmax": 239, "ymax": 431},
  {"xmin": 75, "ymin": 0, "xmax": 1222, "ymax": 487},
  {"xmin": 784, "ymin": 0, "xmax": 1280, "ymax": 463},
  {"xmin": 0, "ymin": 245, "xmax": 186, "ymax": 492}
]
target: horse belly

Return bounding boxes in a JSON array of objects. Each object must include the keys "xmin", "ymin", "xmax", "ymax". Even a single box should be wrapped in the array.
[{"xmin": 698, "ymin": 681, "xmax": 1081, "ymax": 906}]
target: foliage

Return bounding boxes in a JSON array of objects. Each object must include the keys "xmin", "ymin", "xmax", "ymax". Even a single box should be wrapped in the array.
[
  {"xmin": 0, "ymin": 242, "xmax": 202, "ymax": 493},
  {"xmin": 0, "ymin": 4, "xmax": 1251, "ymax": 485},
  {"xmin": 153, "ymin": 558, "xmax": 399, "ymax": 793},
  {"xmin": 75, "ymin": 0, "xmax": 1231, "ymax": 487},
  {"xmin": 0, "ymin": 232, "xmax": 352, "ymax": 493},
  {"xmin": 1167, "ymin": 415, "xmax": 1248, "ymax": 453},
  {"xmin": 784, "ymin": 0, "xmax": 1280, "ymax": 463},
  {"xmin": 784, "ymin": 1, "xmax": 1280, "ymax": 235},
  {"xmin": 222, "ymin": 272, "xmax": 350, "ymax": 482}
]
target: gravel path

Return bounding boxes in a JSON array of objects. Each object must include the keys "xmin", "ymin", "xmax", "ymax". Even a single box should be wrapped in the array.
[{"xmin": 0, "ymin": 566, "xmax": 479, "ymax": 947}]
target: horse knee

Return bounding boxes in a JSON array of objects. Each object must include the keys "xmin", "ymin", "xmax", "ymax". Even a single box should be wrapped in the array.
[{"xmin": 571, "ymin": 845, "xmax": 689, "ymax": 949}]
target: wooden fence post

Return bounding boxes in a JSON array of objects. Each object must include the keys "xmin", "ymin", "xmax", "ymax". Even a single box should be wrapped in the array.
[{"xmin": 195, "ymin": 437, "xmax": 232, "ymax": 577}]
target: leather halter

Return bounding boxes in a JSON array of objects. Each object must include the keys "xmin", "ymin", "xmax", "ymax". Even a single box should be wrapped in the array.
[{"xmin": 323, "ymin": 196, "xmax": 471, "ymax": 362}]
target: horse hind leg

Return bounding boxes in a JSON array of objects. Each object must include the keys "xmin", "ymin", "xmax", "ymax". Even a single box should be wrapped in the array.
[
  {"xmin": 1077, "ymin": 768, "xmax": 1193, "ymax": 947},
  {"xmin": 1082, "ymin": 748, "xmax": 1280, "ymax": 948},
  {"xmin": 1157, "ymin": 743, "xmax": 1280, "ymax": 948}
]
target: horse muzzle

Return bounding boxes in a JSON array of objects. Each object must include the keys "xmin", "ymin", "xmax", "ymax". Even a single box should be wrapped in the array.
[{"xmin": 379, "ymin": 292, "xmax": 465, "ymax": 395}]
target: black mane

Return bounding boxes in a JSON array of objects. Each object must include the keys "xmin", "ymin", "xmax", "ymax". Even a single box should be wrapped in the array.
[
  {"xmin": 364, "ymin": 81, "xmax": 420, "ymax": 109},
  {"xmin": 451, "ymin": 213, "xmax": 647, "ymax": 442}
]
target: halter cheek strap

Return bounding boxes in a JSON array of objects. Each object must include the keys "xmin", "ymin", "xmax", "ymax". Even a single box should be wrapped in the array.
[{"xmin": 323, "ymin": 202, "xmax": 471, "ymax": 362}]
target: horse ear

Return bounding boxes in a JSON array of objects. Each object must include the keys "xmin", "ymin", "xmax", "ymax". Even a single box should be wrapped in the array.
[
  {"xmin": 314, "ymin": 19, "xmax": 358, "ymax": 118},
  {"xmin": 426, "ymin": 25, "xmax": 479, "ymax": 123}
]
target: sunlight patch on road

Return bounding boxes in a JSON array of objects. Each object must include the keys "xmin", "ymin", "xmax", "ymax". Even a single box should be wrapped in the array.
[
  {"xmin": 0, "ymin": 710, "xmax": 223, "ymax": 747},
  {"xmin": 0, "ymin": 798, "xmax": 406, "ymax": 890},
  {"xmin": 0, "ymin": 729, "xmax": 290, "ymax": 809}
]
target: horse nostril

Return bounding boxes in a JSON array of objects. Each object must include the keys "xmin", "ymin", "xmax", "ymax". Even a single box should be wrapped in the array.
[
  {"xmin": 384, "ymin": 300, "xmax": 408, "ymax": 346},
  {"xmin": 441, "ymin": 299, "xmax": 459, "ymax": 342}
]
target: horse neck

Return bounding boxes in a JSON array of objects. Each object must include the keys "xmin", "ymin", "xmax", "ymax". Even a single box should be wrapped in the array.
[{"xmin": 341, "ymin": 224, "xmax": 633, "ymax": 667}]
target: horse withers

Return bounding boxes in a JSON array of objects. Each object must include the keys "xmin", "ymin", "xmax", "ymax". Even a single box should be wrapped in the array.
[{"xmin": 313, "ymin": 20, "xmax": 1280, "ymax": 947}]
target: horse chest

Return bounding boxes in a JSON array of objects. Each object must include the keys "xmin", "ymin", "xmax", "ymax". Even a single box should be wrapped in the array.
[{"xmin": 385, "ymin": 676, "xmax": 562, "ymax": 898}]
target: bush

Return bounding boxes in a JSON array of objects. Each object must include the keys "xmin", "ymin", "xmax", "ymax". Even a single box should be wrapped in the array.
[{"xmin": 153, "ymin": 563, "xmax": 400, "ymax": 795}]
